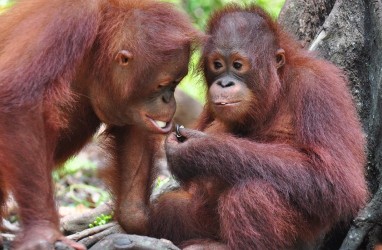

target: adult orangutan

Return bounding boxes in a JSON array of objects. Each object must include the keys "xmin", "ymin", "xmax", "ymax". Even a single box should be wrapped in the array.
[
  {"xmin": 0, "ymin": 0, "xmax": 200, "ymax": 249},
  {"xmin": 149, "ymin": 5, "xmax": 368, "ymax": 250}
]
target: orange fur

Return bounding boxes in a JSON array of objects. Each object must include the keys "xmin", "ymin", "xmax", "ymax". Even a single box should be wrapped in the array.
[
  {"xmin": 149, "ymin": 5, "xmax": 367, "ymax": 249},
  {"xmin": 0, "ymin": 0, "xmax": 201, "ymax": 248}
]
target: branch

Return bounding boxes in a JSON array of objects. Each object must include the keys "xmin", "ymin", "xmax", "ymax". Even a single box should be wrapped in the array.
[
  {"xmin": 89, "ymin": 234, "xmax": 180, "ymax": 250},
  {"xmin": 61, "ymin": 202, "xmax": 113, "ymax": 235},
  {"xmin": 340, "ymin": 185, "xmax": 382, "ymax": 249}
]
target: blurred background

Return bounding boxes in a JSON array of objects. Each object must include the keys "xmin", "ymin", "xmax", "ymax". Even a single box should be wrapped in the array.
[{"xmin": 0, "ymin": 0, "xmax": 285, "ymax": 216}]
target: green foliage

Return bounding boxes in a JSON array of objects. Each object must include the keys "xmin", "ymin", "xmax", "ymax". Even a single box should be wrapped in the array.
[
  {"xmin": 154, "ymin": 176, "xmax": 174, "ymax": 191},
  {"xmin": 164, "ymin": 0, "xmax": 285, "ymax": 29},
  {"xmin": 66, "ymin": 184, "xmax": 110, "ymax": 208},
  {"xmin": 89, "ymin": 213, "xmax": 113, "ymax": 228},
  {"xmin": 0, "ymin": 0, "xmax": 13, "ymax": 12},
  {"xmin": 53, "ymin": 156, "xmax": 110, "ymax": 208},
  {"xmin": 53, "ymin": 156, "xmax": 97, "ymax": 181},
  {"xmin": 0, "ymin": 0, "xmax": 12, "ymax": 6},
  {"xmin": 154, "ymin": 177, "xmax": 168, "ymax": 189},
  {"xmin": 247, "ymin": 0, "xmax": 286, "ymax": 18},
  {"xmin": 188, "ymin": 0, "xmax": 284, "ymax": 28},
  {"xmin": 178, "ymin": 51, "xmax": 206, "ymax": 103}
]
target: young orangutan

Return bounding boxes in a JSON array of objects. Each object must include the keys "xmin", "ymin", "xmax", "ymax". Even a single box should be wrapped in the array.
[
  {"xmin": 0, "ymin": 0, "xmax": 201, "ymax": 249},
  {"xmin": 149, "ymin": 5, "xmax": 368, "ymax": 250}
]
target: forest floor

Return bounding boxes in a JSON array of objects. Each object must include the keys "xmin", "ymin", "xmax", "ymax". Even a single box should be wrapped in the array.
[
  {"xmin": 1, "ymin": 140, "xmax": 179, "ymax": 250},
  {"xmin": 3, "ymin": 140, "xmax": 110, "ymax": 236}
]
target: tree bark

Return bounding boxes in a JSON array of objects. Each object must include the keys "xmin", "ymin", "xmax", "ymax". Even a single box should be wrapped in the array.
[
  {"xmin": 279, "ymin": 0, "xmax": 336, "ymax": 47},
  {"xmin": 279, "ymin": 0, "xmax": 382, "ymax": 249}
]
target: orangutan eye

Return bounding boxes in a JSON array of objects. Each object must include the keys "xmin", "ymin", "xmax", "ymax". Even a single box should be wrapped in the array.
[
  {"xmin": 233, "ymin": 62, "xmax": 242, "ymax": 70},
  {"xmin": 214, "ymin": 61, "xmax": 223, "ymax": 70}
]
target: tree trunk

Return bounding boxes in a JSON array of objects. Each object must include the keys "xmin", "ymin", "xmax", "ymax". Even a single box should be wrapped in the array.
[{"xmin": 279, "ymin": 0, "xmax": 382, "ymax": 249}]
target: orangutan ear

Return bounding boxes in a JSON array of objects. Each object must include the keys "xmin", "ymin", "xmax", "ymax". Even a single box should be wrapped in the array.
[
  {"xmin": 276, "ymin": 48, "xmax": 285, "ymax": 69},
  {"xmin": 116, "ymin": 50, "xmax": 133, "ymax": 66}
]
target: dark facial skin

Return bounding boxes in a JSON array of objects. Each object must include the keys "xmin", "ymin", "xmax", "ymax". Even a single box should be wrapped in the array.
[
  {"xmin": 205, "ymin": 50, "xmax": 254, "ymax": 124},
  {"xmin": 90, "ymin": 46, "xmax": 190, "ymax": 133},
  {"xmin": 203, "ymin": 12, "xmax": 285, "ymax": 127},
  {"xmin": 136, "ymin": 48, "xmax": 190, "ymax": 133}
]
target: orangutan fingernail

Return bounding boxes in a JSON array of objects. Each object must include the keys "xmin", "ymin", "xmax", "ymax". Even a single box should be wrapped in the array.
[{"xmin": 175, "ymin": 124, "xmax": 186, "ymax": 142}]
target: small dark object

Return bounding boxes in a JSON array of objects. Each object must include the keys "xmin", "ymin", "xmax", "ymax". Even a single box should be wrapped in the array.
[{"xmin": 175, "ymin": 124, "xmax": 186, "ymax": 142}]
